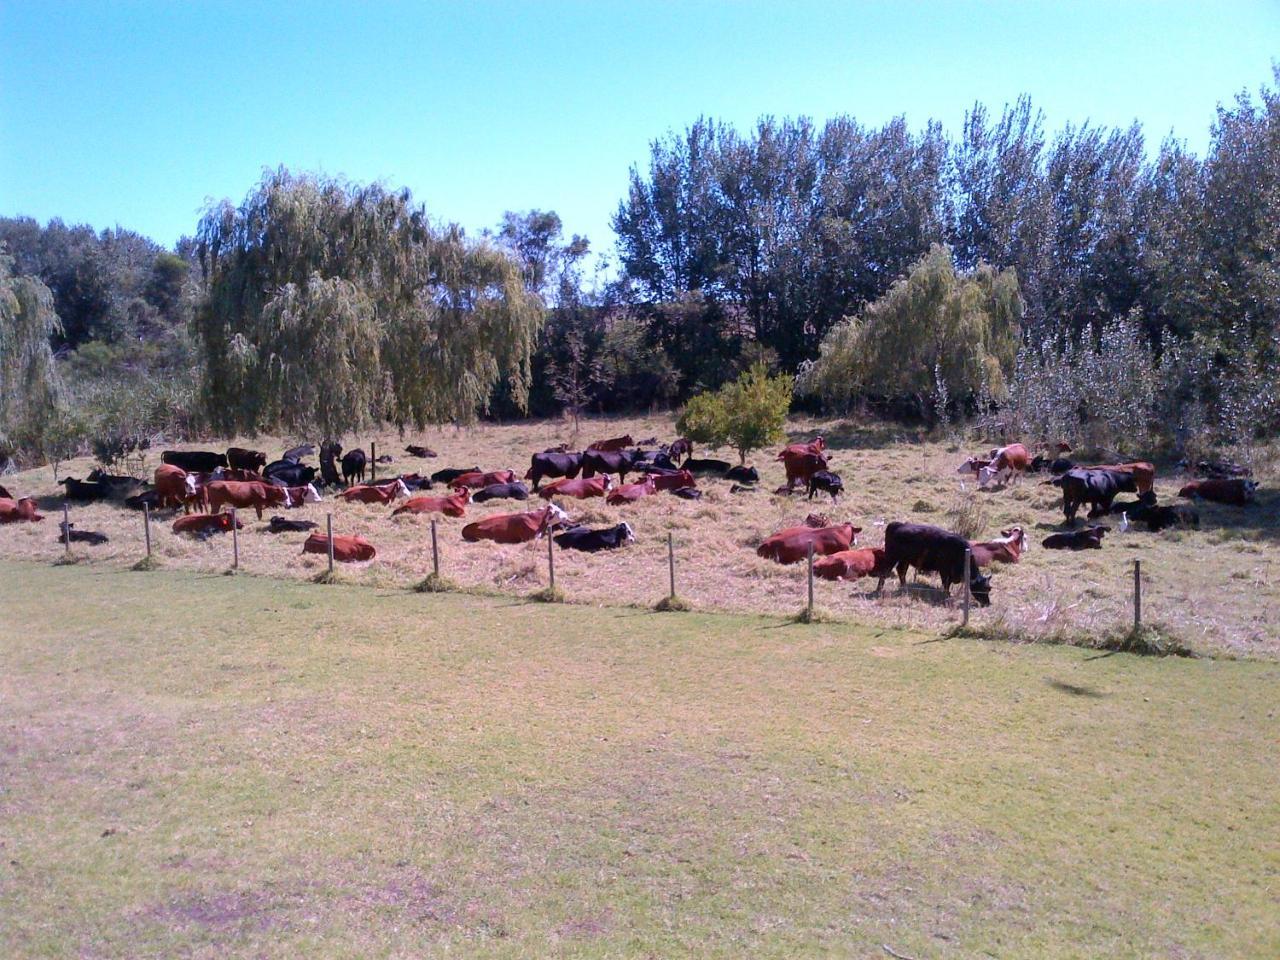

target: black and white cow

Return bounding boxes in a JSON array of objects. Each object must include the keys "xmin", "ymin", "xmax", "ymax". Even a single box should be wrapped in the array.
[{"xmin": 553, "ymin": 522, "xmax": 636, "ymax": 552}]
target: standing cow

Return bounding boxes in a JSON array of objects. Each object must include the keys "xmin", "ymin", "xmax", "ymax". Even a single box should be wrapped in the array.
[{"xmin": 875, "ymin": 522, "xmax": 992, "ymax": 605}]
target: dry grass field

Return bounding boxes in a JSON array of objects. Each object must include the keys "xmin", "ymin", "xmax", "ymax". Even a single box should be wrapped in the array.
[
  {"xmin": 2, "ymin": 414, "xmax": 1277, "ymax": 658},
  {"xmin": 2, "ymin": 560, "xmax": 1277, "ymax": 958}
]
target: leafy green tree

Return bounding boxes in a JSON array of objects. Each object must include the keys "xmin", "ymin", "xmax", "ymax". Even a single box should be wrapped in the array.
[
  {"xmin": 677, "ymin": 361, "xmax": 793, "ymax": 463},
  {"xmin": 0, "ymin": 252, "xmax": 62, "ymax": 456}
]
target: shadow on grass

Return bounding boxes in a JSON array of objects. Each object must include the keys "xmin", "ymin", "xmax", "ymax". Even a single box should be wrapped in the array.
[{"xmin": 1045, "ymin": 678, "xmax": 1108, "ymax": 698}]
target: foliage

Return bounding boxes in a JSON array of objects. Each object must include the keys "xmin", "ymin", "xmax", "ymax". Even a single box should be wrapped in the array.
[
  {"xmin": 676, "ymin": 361, "xmax": 793, "ymax": 463},
  {"xmin": 799, "ymin": 245, "xmax": 1022, "ymax": 420},
  {"xmin": 0, "ymin": 253, "xmax": 63, "ymax": 464},
  {"xmin": 195, "ymin": 169, "xmax": 544, "ymax": 437}
]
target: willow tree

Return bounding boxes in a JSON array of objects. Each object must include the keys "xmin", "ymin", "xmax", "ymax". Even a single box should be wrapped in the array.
[
  {"xmin": 798, "ymin": 245, "xmax": 1022, "ymax": 419},
  {"xmin": 0, "ymin": 252, "xmax": 62, "ymax": 450},
  {"xmin": 195, "ymin": 169, "xmax": 543, "ymax": 437}
]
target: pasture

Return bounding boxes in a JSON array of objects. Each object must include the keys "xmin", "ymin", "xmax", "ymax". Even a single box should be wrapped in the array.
[
  {"xmin": 1, "ymin": 559, "xmax": 1277, "ymax": 958},
  {"xmin": 1, "ymin": 414, "xmax": 1277, "ymax": 659}
]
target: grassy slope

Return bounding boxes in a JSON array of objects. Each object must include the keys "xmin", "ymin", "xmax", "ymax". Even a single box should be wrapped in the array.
[{"xmin": 1, "ymin": 560, "xmax": 1276, "ymax": 959}]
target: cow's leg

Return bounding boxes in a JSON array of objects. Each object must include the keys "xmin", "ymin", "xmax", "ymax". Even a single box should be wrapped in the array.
[{"xmin": 896, "ymin": 562, "xmax": 909, "ymax": 592}]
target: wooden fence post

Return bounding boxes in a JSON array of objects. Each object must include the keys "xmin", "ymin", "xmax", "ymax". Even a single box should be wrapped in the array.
[
  {"xmin": 326, "ymin": 513, "xmax": 334, "ymax": 573},
  {"xmin": 62, "ymin": 502, "xmax": 70, "ymax": 555},
  {"xmin": 1133, "ymin": 559, "xmax": 1142, "ymax": 631},
  {"xmin": 547, "ymin": 532, "xmax": 556, "ymax": 591},
  {"xmin": 667, "ymin": 532, "xmax": 675, "ymax": 599},
  {"xmin": 143, "ymin": 503, "xmax": 152, "ymax": 557},
  {"xmin": 962, "ymin": 548, "xmax": 972, "ymax": 627},
  {"xmin": 431, "ymin": 519, "xmax": 440, "ymax": 577},
  {"xmin": 231, "ymin": 508, "xmax": 239, "ymax": 569},
  {"xmin": 370, "ymin": 441, "xmax": 377, "ymax": 482},
  {"xmin": 806, "ymin": 543, "xmax": 815, "ymax": 618}
]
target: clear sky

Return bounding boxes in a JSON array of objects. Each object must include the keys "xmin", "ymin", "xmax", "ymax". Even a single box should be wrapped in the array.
[{"xmin": 2, "ymin": 1, "xmax": 1278, "ymax": 261}]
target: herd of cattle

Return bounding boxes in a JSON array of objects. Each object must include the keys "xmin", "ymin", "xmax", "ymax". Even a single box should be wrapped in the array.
[{"xmin": 0, "ymin": 431, "xmax": 1264, "ymax": 608}]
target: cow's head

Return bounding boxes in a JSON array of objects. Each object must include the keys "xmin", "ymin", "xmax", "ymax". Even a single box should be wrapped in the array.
[
  {"xmin": 977, "ymin": 464, "xmax": 998, "ymax": 488},
  {"xmin": 602, "ymin": 475, "xmax": 614, "ymax": 490},
  {"xmin": 280, "ymin": 487, "xmax": 294, "ymax": 508},
  {"xmin": 536, "ymin": 503, "xmax": 570, "ymax": 537},
  {"xmin": 456, "ymin": 487, "xmax": 473, "ymax": 504},
  {"xmin": 846, "ymin": 524, "xmax": 863, "ymax": 545},
  {"xmin": 1244, "ymin": 480, "xmax": 1259, "ymax": 498},
  {"xmin": 182, "ymin": 473, "xmax": 199, "ymax": 497},
  {"xmin": 956, "ymin": 457, "xmax": 985, "ymax": 476},
  {"xmin": 999, "ymin": 527, "xmax": 1028, "ymax": 551},
  {"xmin": 301, "ymin": 483, "xmax": 321, "ymax": 503},
  {"xmin": 970, "ymin": 571, "xmax": 993, "ymax": 607},
  {"xmin": 393, "ymin": 479, "xmax": 411, "ymax": 499},
  {"xmin": 619, "ymin": 522, "xmax": 636, "ymax": 543}
]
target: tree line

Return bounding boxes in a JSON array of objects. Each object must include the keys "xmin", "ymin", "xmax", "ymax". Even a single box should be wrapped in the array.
[{"xmin": 1, "ymin": 68, "xmax": 1277, "ymax": 465}]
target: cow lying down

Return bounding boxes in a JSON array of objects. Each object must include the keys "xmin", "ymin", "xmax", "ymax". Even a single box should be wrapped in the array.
[
  {"xmin": 266, "ymin": 516, "xmax": 318, "ymax": 534},
  {"xmin": 813, "ymin": 548, "xmax": 890, "ymax": 581},
  {"xmin": 554, "ymin": 523, "xmax": 636, "ymax": 552},
  {"xmin": 57, "ymin": 522, "xmax": 108, "ymax": 545},
  {"xmin": 303, "ymin": 533, "xmax": 377, "ymax": 562},
  {"xmin": 1042, "ymin": 525, "xmax": 1109, "ymax": 550}
]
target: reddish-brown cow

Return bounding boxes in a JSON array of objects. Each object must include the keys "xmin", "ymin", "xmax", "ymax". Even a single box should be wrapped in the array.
[
  {"xmin": 304, "ymin": 533, "xmax": 377, "ymax": 562},
  {"xmin": 968, "ymin": 527, "xmax": 1028, "ymax": 567},
  {"xmin": 606, "ymin": 477, "xmax": 658, "ymax": 505},
  {"xmin": 587, "ymin": 435, "xmax": 634, "ymax": 452},
  {"xmin": 172, "ymin": 512, "xmax": 242, "ymax": 535},
  {"xmin": 155, "ymin": 464, "xmax": 199, "ymax": 513},
  {"xmin": 813, "ymin": 547, "xmax": 890, "ymax": 581},
  {"xmin": 204, "ymin": 480, "xmax": 290, "ymax": 520},
  {"xmin": 461, "ymin": 504, "xmax": 568, "ymax": 543},
  {"xmin": 756, "ymin": 523, "xmax": 862, "ymax": 564},
  {"xmin": 339, "ymin": 480, "xmax": 410, "ymax": 505},
  {"xmin": 450, "ymin": 470, "xmax": 518, "ymax": 489},
  {"xmin": 1178, "ymin": 478, "xmax": 1258, "ymax": 506},
  {"xmin": 0, "ymin": 497, "xmax": 43, "ymax": 523},
  {"xmin": 538, "ymin": 475, "xmax": 612, "ymax": 500},
  {"xmin": 649, "ymin": 470, "xmax": 696, "ymax": 493},
  {"xmin": 777, "ymin": 449, "xmax": 829, "ymax": 490},
  {"xmin": 393, "ymin": 489, "xmax": 472, "ymax": 517}
]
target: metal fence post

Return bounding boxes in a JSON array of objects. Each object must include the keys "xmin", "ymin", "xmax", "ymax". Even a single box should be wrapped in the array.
[
  {"xmin": 962, "ymin": 548, "xmax": 972, "ymax": 627},
  {"xmin": 431, "ymin": 518, "xmax": 440, "ymax": 577}
]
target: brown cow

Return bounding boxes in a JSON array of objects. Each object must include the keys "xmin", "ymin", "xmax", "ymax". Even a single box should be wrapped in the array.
[
  {"xmin": 1178, "ymin": 478, "xmax": 1258, "ymax": 506},
  {"xmin": 606, "ymin": 477, "xmax": 657, "ymax": 505},
  {"xmin": 461, "ymin": 504, "xmax": 568, "ymax": 543},
  {"xmin": 172, "ymin": 512, "xmax": 242, "ymax": 536},
  {"xmin": 303, "ymin": 533, "xmax": 377, "ymax": 562},
  {"xmin": 587, "ymin": 434, "xmax": 634, "ymax": 452},
  {"xmin": 0, "ymin": 497, "xmax": 43, "ymax": 523},
  {"xmin": 756, "ymin": 523, "xmax": 862, "ymax": 564},
  {"xmin": 155, "ymin": 464, "xmax": 200, "ymax": 513},
  {"xmin": 450, "ymin": 469, "xmax": 518, "ymax": 489},
  {"xmin": 538, "ymin": 475, "xmax": 612, "ymax": 500},
  {"xmin": 777, "ymin": 449, "xmax": 829, "ymax": 490},
  {"xmin": 226, "ymin": 447, "xmax": 268, "ymax": 472},
  {"xmin": 649, "ymin": 469, "xmax": 696, "ymax": 493},
  {"xmin": 813, "ymin": 547, "xmax": 890, "ymax": 581},
  {"xmin": 1083, "ymin": 461, "xmax": 1156, "ymax": 495},
  {"xmin": 338, "ymin": 480, "xmax": 410, "ymax": 505},
  {"xmin": 968, "ymin": 527, "xmax": 1028, "ymax": 567},
  {"xmin": 780, "ymin": 437, "xmax": 825, "ymax": 458},
  {"xmin": 204, "ymin": 480, "xmax": 292, "ymax": 519},
  {"xmin": 220, "ymin": 468, "xmax": 266, "ymax": 483},
  {"xmin": 393, "ymin": 489, "xmax": 471, "ymax": 517}
]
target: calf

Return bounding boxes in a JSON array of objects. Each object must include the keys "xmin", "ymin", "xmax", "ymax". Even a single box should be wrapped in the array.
[
  {"xmin": 669, "ymin": 437, "xmax": 694, "ymax": 462},
  {"xmin": 968, "ymin": 527, "xmax": 1027, "ymax": 567},
  {"xmin": 538, "ymin": 475, "xmax": 612, "ymax": 500},
  {"xmin": 59, "ymin": 477, "xmax": 110, "ymax": 502},
  {"xmin": 405, "ymin": 444, "xmax": 438, "ymax": 458},
  {"xmin": 1042, "ymin": 525, "xmax": 1109, "ymax": 550},
  {"xmin": 756, "ymin": 523, "xmax": 862, "ymax": 565},
  {"xmin": 813, "ymin": 548, "xmax": 890, "ymax": 582},
  {"xmin": 283, "ymin": 483, "xmax": 322, "ymax": 507},
  {"xmin": 393, "ymin": 489, "xmax": 472, "ymax": 517},
  {"xmin": 650, "ymin": 470, "xmax": 696, "ymax": 493},
  {"xmin": 226, "ymin": 447, "xmax": 268, "ymax": 472},
  {"xmin": 341, "ymin": 449, "xmax": 368, "ymax": 486},
  {"xmin": 155, "ymin": 464, "xmax": 200, "ymax": 512},
  {"xmin": 303, "ymin": 533, "xmax": 376, "ymax": 562},
  {"xmin": 525, "ymin": 452, "xmax": 583, "ymax": 490},
  {"xmin": 587, "ymin": 434, "xmax": 634, "ymax": 452},
  {"xmin": 554, "ymin": 522, "xmax": 636, "ymax": 552},
  {"xmin": 1129, "ymin": 503, "xmax": 1199, "ymax": 532},
  {"xmin": 125, "ymin": 490, "xmax": 162, "ymax": 511},
  {"xmin": 472, "ymin": 482, "xmax": 531, "ymax": 503},
  {"xmin": 875, "ymin": 522, "xmax": 992, "ymax": 605},
  {"xmin": 806, "ymin": 470, "xmax": 843, "ymax": 502},
  {"xmin": 777, "ymin": 449, "xmax": 829, "ymax": 490},
  {"xmin": 266, "ymin": 516, "xmax": 318, "ymax": 533},
  {"xmin": 724, "ymin": 465, "xmax": 759, "ymax": 484},
  {"xmin": 1109, "ymin": 491, "xmax": 1157, "ymax": 515},
  {"xmin": 162, "ymin": 450, "xmax": 228, "ymax": 473},
  {"xmin": 172, "ymin": 512, "xmax": 242, "ymax": 536},
  {"xmin": 606, "ymin": 477, "xmax": 658, "ymax": 505},
  {"xmin": 205, "ymin": 479, "xmax": 292, "ymax": 519},
  {"xmin": 461, "ymin": 504, "xmax": 569, "ymax": 544},
  {"xmin": 338, "ymin": 480, "xmax": 410, "ymax": 505},
  {"xmin": 57, "ymin": 522, "xmax": 109, "ymax": 546},
  {"xmin": 1178, "ymin": 478, "xmax": 1257, "ymax": 506},
  {"xmin": 0, "ymin": 497, "xmax": 43, "ymax": 523}
]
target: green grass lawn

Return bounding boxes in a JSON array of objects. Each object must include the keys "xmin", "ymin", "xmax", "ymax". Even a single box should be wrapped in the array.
[{"xmin": 1, "ymin": 559, "xmax": 1276, "ymax": 958}]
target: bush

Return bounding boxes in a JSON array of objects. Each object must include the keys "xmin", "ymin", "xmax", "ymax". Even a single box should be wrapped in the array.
[{"xmin": 676, "ymin": 361, "xmax": 793, "ymax": 464}]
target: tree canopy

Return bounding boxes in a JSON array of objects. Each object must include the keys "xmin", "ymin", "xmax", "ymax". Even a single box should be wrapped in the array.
[{"xmin": 0, "ymin": 252, "xmax": 62, "ymax": 454}]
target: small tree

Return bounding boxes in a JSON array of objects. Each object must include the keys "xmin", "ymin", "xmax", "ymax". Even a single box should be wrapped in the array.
[{"xmin": 677, "ymin": 361, "xmax": 793, "ymax": 464}]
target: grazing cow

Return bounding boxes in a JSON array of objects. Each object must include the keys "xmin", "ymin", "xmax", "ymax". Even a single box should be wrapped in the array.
[
  {"xmin": 1178, "ymin": 478, "xmax": 1258, "ymax": 506},
  {"xmin": 1128, "ymin": 503, "xmax": 1199, "ymax": 532},
  {"xmin": 724, "ymin": 465, "xmax": 759, "ymax": 484},
  {"xmin": 875, "ymin": 522, "xmax": 992, "ymax": 605},
  {"xmin": 226, "ymin": 447, "xmax": 268, "ymax": 472},
  {"xmin": 162, "ymin": 450, "xmax": 228, "ymax": 473},
  {"xmin": 587, "ymin": 434, "xmax": 634, "ymax": 452},
  {"xmin": 58, "ymin": 477, "xmax": 110, "ymax": 502},
  {"xmin": 682, "ymin": 457, "xmax": 732, "ymax": 477},
  {"xmin": 266, "ymin": 516, "xmax": 318, "ymax": 533},
  {"xmin": 581, "ymin": 448, "xmax": 641, "ymax": 481},
  {"xmin": 977, "ymin": 444, "xmax": 1030, "ymax": 487},
  {"xmin": 461, "ymin": 504, "xmax": 569, "ymax": 544},
  {"xmin": 606, "ymin": 477, "xmax": 658, "ymax": 505},
  {"xmin": 282, "ymin": 444, "xmax": 316, "ymax": 462},
  {"xmin": 263, "ymin": 459, "xmax": 318, "ymax": 488},
  {"xmin": 669, "ymin": 437, "xmax": 694, "ymax": 462},
  {"xmin": 172, "ymin": 512, "xmax": 242, "ymax": 536},
  {"xmin": 341, "ymin": 449, "xmax": 368, "ymax": 486},
  {"xmin": 778, "ymin": 449, "xmax": 829, "ymax": 490},
  {"xmin": 1080, "ymin": 461, "xmax": 1156, "ymax": 494},
  {"xmin": 472, "ymin": 482, "xmax": 531, "ymax": 503},
  {"xmin": 756, "ymin": 523, "xmax": 862, "ymax": 565},
  {"xmin": 671, "ymin": 487, "xmax": 702, "ymax": 500},
  {"xmin": 1193, "ymin": 459, "xmax": 1251, "ymax": 480},
  {"xmin": 58, "ymin": 522, "xmax": 108, "ymax": 545},
  {"xmin": 319, "ymin": 442, "xmax": 343, "ymax": 488},
  {"xmin": 813, "ymin": 548, "xmax": 891, "ymax": 582},
  {"xmin": 405, "ymin": 444, "xmax": 438, "ymax": 458},
  {"xmin": 450, "ymin": 469, "xmax": 517, "ymax": 490},
  {"xmin": 806, "ymin": 470, "xmax": 844, "ymax": 502},
  {"xmin": 1109, "ymin": 490, "xmax": 1158, "ymax": 515},
  {"xmin": 204, "ymin": 480, "xmax": 291, "ymax": 519},
  {"xmin": 554, "ymin": 522, "xmax": 636, "ymax": 552},
  {"xmin": 525, "ymin": 452, "xmax": 583, "ymax": 490},
  {"xmin": 304, "ymin": 532, "xmax": 376, "ymax": 562},
  {"xmin": 0, "ymin": 497, "xmax": 43, "ymax": 523},
  {"xmin": 124, "ymin": 490, "xmax": 161, "ymax": 511},
  {"xmin": 338, "ymin": 480, "xmax": 410, "ymax": 505},
  {"xmin": 968, "ymin": 527, "xmax": 1028, "ymax": 567},
  {"xmin": 1042, "ymin": 525, "xmax": 1109, "ymax": 550},
  {"xmin": 649, "ymin": 470, "xmax": 696, "ymax": 493},
  {"xmin": 155, "ymin": 464, "xmax": 200, "ymax": 512},
  {"xmin": 538, "ymin": 475, "xmax": 612, "ymax": 500},
  {"xmin": 431, "ymin": 465, "xmax": 481, "ymax": 485},
  {"xmin": 1051, "ymin": 468, "xmax": 1138, "ymax": 523},
  {"xmin": 393, "ymin": 489, "xmax": 472, "ymax": 517}
]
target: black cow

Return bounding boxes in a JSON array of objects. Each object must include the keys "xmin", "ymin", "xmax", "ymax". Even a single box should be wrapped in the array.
[
  {"xmin": 1129, "ymin": 503, "xmax": 1199, "ymax": 532},
  {"xmin": 266, "ymin": 515, "xmax": 319, "ymax": 533},
  {"xmin": 554, "ymin": 522, "xmax": 636, "ymax": 552},
  {"xmin": 671, "ymin": 487, "xmax": 702, "ymax": 500},
  {"xmin": 124, "ymin": 490, "xmax": 161, "ymax": 511},
  {"xmin": 1029, "ymin": 455, "xmax": 1076, "ymax": 475},
  {"xmin": 725, "ymin": 465, "xmax": 760, "ymax": 484},
  {"xmin": 57, "ymin": 522, "xmax": 109, "ymax": 545},
  {"xmin": 226, "ymin": 447, "xmax": 267, "ymax": 471},
  {"xmin": 431, "ymin": 465, "xmax": 481, "ymax": 486},
  {"xmin": 473, "ymin": 482, "xmax": 530, "ymax": 503},
  {"xmin": 59, "ymin": 477, "xmax": 111, "ymax": 501},
  {"xmin": 162, "ymin": 450, "xmax": 228, "ymax": 472},
  {"xmin": 317, "ymin": 442, "xmax": 342, "ymax": 488},
  {"xmin": 1051, "ymin": 468, "xmax": 1137, "ymax": 523},
  {"xmin": 806, "ymin": 470, "xmax": 843, "ymax": 502},
  {"xmin": 1042, "ymin": 525, "xmax": 1109, "ymax": 549},
  {"xmin": 682, "ymin": 458, "xmax": 732, "ymax": 477},
  {"xmin": 263, "ymin": 460, "xmax": 318, "ymax": 487},
  {"xmin": 405, "ymin": 444, "xmax": 437, "ymax": 458},
  {"xmin": 876, "ymin": 521, "xmax": 992, "ymax": 606},
  {"xmin": 638, "ymin": 458, "xmax": 684, "ymax": 475},
  {"xmin": 1109, "ymin": 491, "xmax": 1157, "ymax": 515},
  {"xmin": 1193, "ymin": 459, "xmax": 1251, "ymax": 479},
  {"xmin": 86, "ymin": 468, "xmax": 144, "ymax": 488},
  {"xmin": 525, "ymin": 452, "xmax": 583, "ymax": 490},
  {"xmin": 341, "ymin": 449, "xmax": 367, "ymax": 485},
  {"xmin": 282, "ymin": 444, "xmax": 315, "ymax": 462},
  {"xmin": 581, "ymin": 449, "xmax": 640, "ymax": 481}
]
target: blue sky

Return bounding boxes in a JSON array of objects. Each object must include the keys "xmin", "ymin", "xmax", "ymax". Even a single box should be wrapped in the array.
[{"xmin": 2, "ymin": 1, "xmax": 1278, "ymax": 262}]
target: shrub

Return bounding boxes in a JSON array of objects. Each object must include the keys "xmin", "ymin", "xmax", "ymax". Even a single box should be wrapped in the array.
[{"xmin": 676, "ymin": 361, "xmax": 793, "ymax": 464}]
